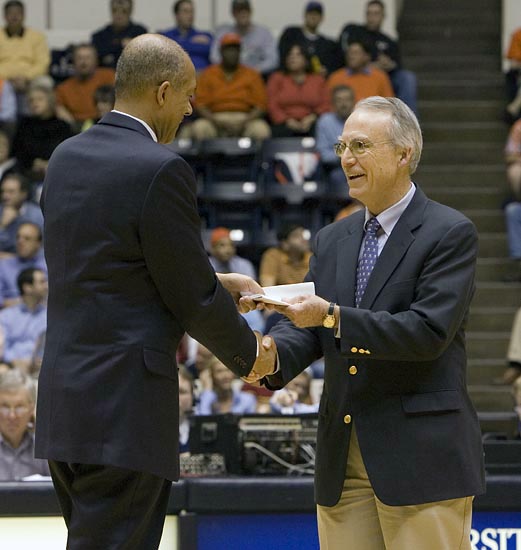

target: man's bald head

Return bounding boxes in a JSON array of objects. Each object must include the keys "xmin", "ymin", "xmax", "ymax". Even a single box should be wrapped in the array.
[{"xmin": 115, "ymin": 34, "xmax": 190, "ymax": 100}]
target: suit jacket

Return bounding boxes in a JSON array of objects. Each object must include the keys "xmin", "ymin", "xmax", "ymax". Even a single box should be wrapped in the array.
[
  {"xmin": 266, "ymin": 186, "xmax": 485, "ymax": 507},
  {"xmin": 35, "ymin": 112, "xmax": 257, "ymax": 481}
]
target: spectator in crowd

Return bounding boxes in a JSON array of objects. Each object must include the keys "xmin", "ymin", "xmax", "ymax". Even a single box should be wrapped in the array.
[
  {"xmin": 91, "ymin": 0, "xmax": 147, "ymax": 70},
  {"xmin": 178, "ymin": 366, "xmax": 193, "ymax": 454},
  {"xmin": 514, "ymin": 376, "xmax": 521, "ymax": 436},
  {"xmin": 0, "ymin": 130, "xmax": 18, "ymax": 180},
  {"xmin": 0, "ymin": 78, "xmax": 16, "ymax": 126},
  {"xmin": 339, "ymin": 0, "xmax": 417, "ymax": 114},
  {"xmin": 327, "ymin": 39, "xmax": 394, "ymax": 102},
  {"xmin": 0, "ymin": 222, "xmax": 45, "ymax": 308},
  {"xmin": 208, "ymin": 226, "xmax": 264, "ymax": 333},
  {"xmin": 160, "ymin": 0, "xmax": 213, "ymax": 72},
  {"xmin": 316, "ymin": 84, "xmax": 355, "ymax": 189},
  {"xmin": 191, "ymin": 33, "xmax": 270, "ymax": 140},
  {"xmin": 0, "ymin": 360, "xmax": 11, "ymax": 375},
  {"xmin": 0, "ymin": 173, "xmax": 42, "ymax": 254},
  {"xmin": 81, "ymin": 84, "xmax": 116, "ymax": 131},
  {"xmin": 505, "ymin": 26, "xmax": 521, "ymax": 122},
  {"xmin": 259, "ymin": 223, "xmax": 311, "ymax": 287},
  {"xmin": 0, "ymin": 368, "xmax": 49, "ymax": 480},
  {"xmin": 210, "ymin": 0, "xmax": 278, "ymax": 77},
  {"xmin": 270, "ymin": 369, "xmax": 319, "ymax": 414},
  {"xmin": 267, "ymin": 44, "xmax": 330, "ymax": 138},
  {"xmin": 504, "ymin": 118, "xmax": 521, "ymax": 282},
  {"xmin": 0, "ymin": 267, "xmax": 46, "ymax": 372},
  {"xmin": 0, "ymin": 0, "xmax": 50, "ymax": 111},
  {"xmin": 495, "ymin": 307, "xmax": 521, "ymax": 385},
  {"xmin": 11, "ymin": 83, "xmax": 73, "ymax": 182},
  {"xmin": 55, "ymin": 44, "xmax": 115, "ymax": 127},
  {"xmin": 278, "ymin": 1, "xmax": 343, "ymax": 77},
  {"xmin": 196, "ymin": 355, "xmax": 257, "ymax": 414},
  {"xmin": 185, "ymin": 341, "xmax": 214, "ymax": 390}
]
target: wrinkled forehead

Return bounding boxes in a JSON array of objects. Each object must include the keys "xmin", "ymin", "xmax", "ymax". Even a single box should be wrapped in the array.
[{"xmin": 342, "ymin": 108, "xmax": 392, "ymax": 141}]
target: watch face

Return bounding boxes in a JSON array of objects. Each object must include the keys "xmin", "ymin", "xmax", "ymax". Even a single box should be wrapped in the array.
[{"xmin": 323, "ymin": 315, "xmax": 335, "ymax": 328}]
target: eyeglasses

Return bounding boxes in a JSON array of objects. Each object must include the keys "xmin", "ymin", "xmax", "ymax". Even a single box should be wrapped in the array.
[
  {"xmin": 0, "ymin": 405, "xmax": 30, "ymax": 417},
  {"xmin": 334, "ymin": 139, "xmax": 394, "ymax": 157}
]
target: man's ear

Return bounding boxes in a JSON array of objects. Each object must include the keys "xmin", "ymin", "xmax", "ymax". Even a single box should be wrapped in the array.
[
  {"xmin": 156, "ymin": 81, "xmax": 170, "ymax": 106},
  {"xmin": 398, "ymin": 147, "xmax": 413, "ymax": 168}
]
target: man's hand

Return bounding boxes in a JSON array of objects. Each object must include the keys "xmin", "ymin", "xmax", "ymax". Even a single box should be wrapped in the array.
[
  {"xmin": 216, "ymin": 273, "xmax": 263, "ymax": 312},
  {"xmin": 241, "ymin": 332, "xmax": 277, "ymax": 384},
  {"xmin": 269, "ymin": 294, "xmax": 333, "ymax": 328},
  {"xmin": 1, "ymin": 205, "xmax": 19, "ymax": 228}
]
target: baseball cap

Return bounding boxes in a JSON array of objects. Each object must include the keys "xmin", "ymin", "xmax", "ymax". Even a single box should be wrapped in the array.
[
  {"xmin": 220, "ymin": 32, "xmax": 242, "ymax": 47},
  {"xmin": 210, "ymin": 227, "xmax": 231, "ymax": 245},
  {"xmin": 305, "ymin": 1, "xmax": 323, "ymax": 13}
]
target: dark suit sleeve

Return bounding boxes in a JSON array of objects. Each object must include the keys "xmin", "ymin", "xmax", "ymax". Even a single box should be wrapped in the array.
[
  {"xmin": 139, "ymin": 156, "xmax": 256, "ymax": 377},
  {"xmin": 339, "ymin": 219, "xmax": 478, "ymax": 361}
]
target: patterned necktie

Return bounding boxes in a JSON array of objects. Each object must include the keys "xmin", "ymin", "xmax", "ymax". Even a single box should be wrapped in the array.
[{"xmin": 355, "ymin": 217, "xmax": 381, "ymax": 308}]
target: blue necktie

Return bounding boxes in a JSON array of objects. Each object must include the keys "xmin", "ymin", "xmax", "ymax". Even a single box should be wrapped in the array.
[{"xmin": 355, "ymin": 217, "xmax": 381, "ymax": 308}]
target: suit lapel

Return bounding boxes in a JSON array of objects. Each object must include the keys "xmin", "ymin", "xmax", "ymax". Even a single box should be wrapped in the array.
[
  {"xmin": 336, "ymin": 211, "xmax": 365, "ymax": 307},
  {"xmin": 359, "ymin": 186, "xmax": 428, "ymax": 309}
]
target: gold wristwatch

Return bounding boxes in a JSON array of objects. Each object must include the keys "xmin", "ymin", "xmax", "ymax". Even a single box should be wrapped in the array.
[{"xmin": 322, "ymin": 302, "xmax": 336, "ymax": 328}]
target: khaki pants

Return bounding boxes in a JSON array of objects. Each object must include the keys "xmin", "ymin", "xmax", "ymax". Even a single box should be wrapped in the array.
[
  {"xmin": 189, "ymin": 111, "xmax": 271, "ymax": 140},
  {"xmin": 317, "ymin": 424, "xmax": 474, "ymax": 550}
]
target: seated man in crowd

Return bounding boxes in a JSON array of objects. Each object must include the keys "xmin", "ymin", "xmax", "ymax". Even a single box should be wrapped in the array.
[
  {"xmin": 270, "ymin": 369, "xmax": 319, "ymax": 414},
  {"xmin": 278, "ymin": 1, "xmax": 343, "ymax": 77},
  {"xmin": 80, "ymin": 84, "xmax": 115, "ymax": 131},
  {"xmin": 91, "ymin": 0, "xmax": 147, "ymax": 70},
  {"xmin": 178, "ymin": 366, "xmax": 194, "ymax": 454},
  {"xmin": 0, "ymin": 173, "xmax": 42, "ymax": 254},
  {"xmin": 160, "ymin": 0, "xmax": 213, "ymax": 73},
  {"xmin": 327, "ymin": 39, "xmax": 394, "ymax": 102},
  {"xmin": 0, "ymin": 0, "xmax": 50, "ymax": 111},
  {"xmin": 0, "ymin": 222, "xmax": 45, "ymax": 308},
  {"xmin": 191, "ymin": 33, "xmax": 270, "ymax": 140},
  {"xmin": 196, "ymin": 355, "xmax": 257, "ymax": 415},
  {"xmin": 0, "ymin": 130, "xmax": 17, "ymax": 180},
  {"xmin": 211, "ymin": 0, "xmax": 278, "ymax": 77},
  {"xmin": 0, "ymin": 267, "xmax": 46, "ymax": 373},
  {"xmin": 505, "ymin": 25, "xmax": 521, "ymax": 122},
  {"xmin": 496, "ymin": 307, "xmax": 521, "ymax": 385},
  {"xmin": 339, "ymin": 0, "xmax": 417, "ymax": 114},
  {"xmin": 504, "ymin": 118, "xmax": 521, "ymax": 282},
  {"xmin": 55, "ymin": 44, "xmax": 115, "ymax": 128},
  {"xmin": 0, "ymin": 368, "xmax": 49, "ymax": 480}
]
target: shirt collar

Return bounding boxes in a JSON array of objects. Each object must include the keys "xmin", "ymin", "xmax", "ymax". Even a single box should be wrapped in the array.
[
  {"xmin": 0, "ymin": 430, "xmax": 32, "ymax": 450},
  {"xmin": 347, "ymin": 67, "xmax": 371, "ymax": 76},
  {"xmin": 5, "ymin": 27, "xmax": 24, "ymax": 37},
  {"xmin": 111, "ymin": 110, "xmax": 158, "ymax": 142},
  {"xmin": 364, "ymin": 182, "xmax": 416, "ymax": 236}
]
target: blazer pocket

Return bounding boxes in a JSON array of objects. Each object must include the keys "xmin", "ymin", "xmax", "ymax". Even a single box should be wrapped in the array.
[
  {"xmin": 143, "ymin": 348, "xmax": 176, "ymax": 380},
  {"xmin": 401, "ymin": 390, "xmax": 462, "ymax": 416}
]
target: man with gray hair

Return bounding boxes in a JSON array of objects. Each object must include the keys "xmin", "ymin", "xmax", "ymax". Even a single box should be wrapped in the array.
[
  {"xmin": 0, "ymin": 368, "xmax": 50, "ymax": 480},
  {"xmin": 242, "ymin": 96, "xmax": 485, "ymax": 549},
  {"xmin": 35, "ymin": 34, "xmax": 274, "ymax": 548}
]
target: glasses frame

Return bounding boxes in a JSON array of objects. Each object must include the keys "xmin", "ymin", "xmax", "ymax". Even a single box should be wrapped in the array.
[
  {"xmin": 334, "ymin": 139, "xmax": 394, "ymax": 158},
  {"xmin": 0, "ymin": 405, "xmax": 31, "ymax": 417}
]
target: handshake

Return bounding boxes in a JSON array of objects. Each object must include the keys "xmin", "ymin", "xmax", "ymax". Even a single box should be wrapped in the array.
[{"xmin": 241, "ymin": 332, "xmax": 278, "ymax": 384}]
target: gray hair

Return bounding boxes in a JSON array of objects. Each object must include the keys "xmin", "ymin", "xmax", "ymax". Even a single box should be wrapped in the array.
[
  {"xmin": 115, "ymin": 34, "xmax": 188, "ymax": 100},
  {"xmin": 354, "ymin": 96, "xmax": 423, "ymax": 174},
  {"xmin": 0, "ymin": 369, "xmax": 36, "ymax": 403}
]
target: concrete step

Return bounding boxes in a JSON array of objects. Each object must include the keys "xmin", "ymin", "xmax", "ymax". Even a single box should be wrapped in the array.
[
  {"xmin": 422, "ymin": 122, "xmax": 508, "ymax": 143},
  {"xmin": 463, "ymin": 211, "xmax": 505, "ymax": 233},
  {"xmin": 399, "ymin": 23, "xmax": 500, "ymax": 41},
  {"xmin": 401, "ymin": 38, "xmax": 500, "ymax": 57},
  {"xmin": 400, "ymin": 11, "xmax": 500, "ymax": 27},
  {"xmin": 403, "ymin": 55, "xmax": 499, "ymax": 73},
  {"xmin": 477, "ymin": 234, "xmax": 509, "ymax": 258},
  {"xmin": 416, "ymin": 165, "xmax": 505, "ymax": 188},
  {"xmin": 421, "ymin": 143, "xmax": 503, "ymax": 165},
  {"xmin": 419, "ymin": 101, "xmax": 505, "ymax": 123},
  {"xmin": 468, "ymin": 307, "xmax": 518, "ymax": 332},
  {"xmin": 419, "ymin": 80, "xmax": 505, "ymax": 101},
  {"xmin": 467, "ymin": 359, "xmax": 507, "ymax": 385},
  {"xmin": 476, "ymin": 258, "xmax": 514, "ymax": 281},
  {"xmin": 425, "ymin": 187, "xmax": 506, "ymax": 210},
  {"xmin": 473, "ymin": 283, "xmax": 521, "ymax": 307},
  {"xmin": 466, "ymin": 331, "xmax": 511, "ymax": 359},
  {"xmin": 468, "ymin": 385, "xmax": 515, "ymax": 412}
]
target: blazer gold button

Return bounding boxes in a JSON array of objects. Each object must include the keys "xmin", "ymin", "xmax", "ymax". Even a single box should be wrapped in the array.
[
  {"xmin": 343, "ymin": 414, "xmax": 352, "ymax": 424},
  {"xmin": 350, "ymin": 346, "xmax": 358, "ymax": 353},
  {"xmin": 349, "ymin": 366, "xmax": 357, "ymax": 375},
  {"xmin": 365, "ymin": 350, "xmax": 371, "ymax": 355}
]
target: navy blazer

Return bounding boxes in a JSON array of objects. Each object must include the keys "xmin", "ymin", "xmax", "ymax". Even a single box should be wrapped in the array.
[
  {"xmin": 267, "ymin": 186, "xmax": 485, "ymax": 507},
  {"xmin": 35, "ymin": 112, "xmax": 257, "ymax": 480}
]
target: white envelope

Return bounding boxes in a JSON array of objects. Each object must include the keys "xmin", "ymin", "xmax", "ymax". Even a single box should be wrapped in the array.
[{"xmin": 248, "ymin": 282, "xmax": 316, "ymax": 306}]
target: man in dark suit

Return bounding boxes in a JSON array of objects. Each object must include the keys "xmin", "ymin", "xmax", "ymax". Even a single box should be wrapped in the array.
[
  {"xmin": 35, "ymin": 34, "xmax": 273, "ymax": 549},
  {"xmin": 242, "ymin": 97, "xmax": 484, "ymax": 549}
]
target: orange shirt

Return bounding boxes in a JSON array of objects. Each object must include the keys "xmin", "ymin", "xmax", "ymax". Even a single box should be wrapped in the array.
[
  {"xmin": 55, "ymin": 68, "xmax": 115, "ymax": 121},
  {"xmin": 507, "ymin": 28, "xmax": 521, "ymax": 62},
  {"xmin": 326, "ymin": 66, "xmax": 394, "ymax": 102},
  {"xmin": 194, "ymin": 64, "xmax": 267, "ymax": 113}
]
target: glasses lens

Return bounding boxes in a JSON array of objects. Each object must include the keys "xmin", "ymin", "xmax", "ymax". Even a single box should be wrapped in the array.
[
  {"xmin": 334, "ymin": 142, "xmax": 345, "ymax": 157},
  {"xmin": 0, "ymin": 406, "xmax": 29, "ymax": 416},
  {"xmin": 351, "ymin": 140, "xmax": 366, "ymax": 155}
]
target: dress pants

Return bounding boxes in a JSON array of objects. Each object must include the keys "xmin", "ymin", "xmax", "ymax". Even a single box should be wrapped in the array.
[
  {"xmin": 49, "ymin": 461, "xmax": 172, "ymax": 550},
  {"xmin": 317, "ymin": 424, "xmax": 474, "ymax": 550}
]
